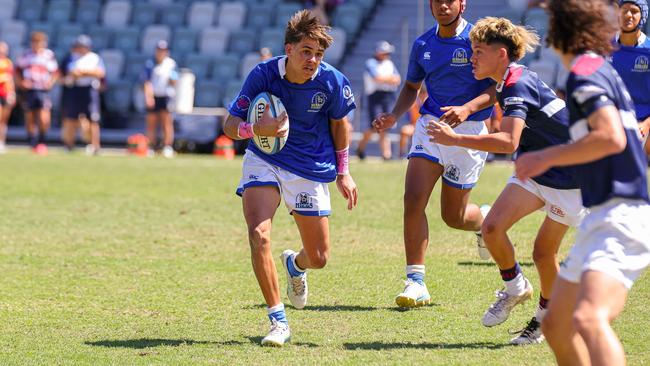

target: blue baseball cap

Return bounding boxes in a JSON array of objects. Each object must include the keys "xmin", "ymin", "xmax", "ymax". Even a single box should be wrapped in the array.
[
  {"xmin": 73, "ymin": 34, "xmax": 92, "ymax": 49},
  {"xmin": 621, "ymin": 0, "xmax": 649, "ymax": 30}
]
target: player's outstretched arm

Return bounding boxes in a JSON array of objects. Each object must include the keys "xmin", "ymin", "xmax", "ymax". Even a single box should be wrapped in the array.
[
  {"xmin": 515, "ymin": 105, "xmax": 627, "ymax": 181},
  {"xmin": 440, "ymin": 84, "xmax": 497, "ymax": 127},
  {"xmin": 373, "ymin": 80, "xmax": 421, "ymax": 132},
  {"xmin": 428, "ymin": 116, "xmax": 524, "ymax": 153},
  {"xmin": 224, "ymin": 106, "xmax": 288, "ymax": 140},
  {"xmin": 330, "ymin": 116, "xmax": 358, "ymax": 210}
]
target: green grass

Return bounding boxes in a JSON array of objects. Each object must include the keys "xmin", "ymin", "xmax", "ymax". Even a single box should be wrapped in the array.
[{"xmin": 0, "ymin": 150, "xmax": 648, "ymax": 365}]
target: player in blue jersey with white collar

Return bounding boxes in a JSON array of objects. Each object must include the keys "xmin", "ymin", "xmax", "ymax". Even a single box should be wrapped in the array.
[
  {"xmin": 611, "ymin": 0, "xmax": 650, "ymax": 154},
  {"xmin": 429, "ymin": 17, "xmax": 587, "ymax": 345},
  {"xmin": 223, "ymin": 10, "xmax": 358, "ymax": 347},
  {"xmin": 373, "ymin": 0, "xmax": 497, "ymax": 309},
  {"xmin": 516, "ymin": 1, "xmax": 650, "ymax": 364}
]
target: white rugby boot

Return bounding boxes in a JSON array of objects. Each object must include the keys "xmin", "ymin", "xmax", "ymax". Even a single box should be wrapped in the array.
[
  {"xmin": 395, "ymin": 279, "xmax": 431, "ymax": 308},
  {"xmin": 482, "ymin": 278, "xmax": 533, "ymax": 327},
  {"xmin": 280, "ymin": 250, "xmax": 308, "ymax": 309},
  {"xmin": 261, "ymin": 319, "xmax": 291, "ymax": 347},
  {"xmin": 510, "ymin": 316, "xmax": 545, "ymax": 345},
  {"xmin": 476, "ymin": 204, "xmax": 492, "ymax": 260}
]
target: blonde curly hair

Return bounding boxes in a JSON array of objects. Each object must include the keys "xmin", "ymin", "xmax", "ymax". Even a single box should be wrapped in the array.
[{"xmin": 469, "ymin": 17, "xmax": 540, "ymax": 61}]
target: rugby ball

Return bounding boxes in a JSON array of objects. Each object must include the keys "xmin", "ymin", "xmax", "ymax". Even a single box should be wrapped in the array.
[{"xmin": 247, "ymin": 92, "xmax": 289, "ymax": 154}]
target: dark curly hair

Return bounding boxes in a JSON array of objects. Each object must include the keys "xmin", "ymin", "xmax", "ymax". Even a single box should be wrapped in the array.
[{"xmin": 546, "ymin": 0, "xmax": 618, "ymax": 56}]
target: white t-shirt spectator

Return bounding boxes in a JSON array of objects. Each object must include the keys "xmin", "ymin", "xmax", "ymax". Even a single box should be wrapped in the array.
[
  {"xmin": 363, "ymin": 57, "xmax": 400, "ymax": 95},
  {"xmin": 66, "ymin": 52, "xmax": 105, "ymax": 88},
  {"xmin": 142, "ymin": 57, "xmax": 179, "ymax": 97}
]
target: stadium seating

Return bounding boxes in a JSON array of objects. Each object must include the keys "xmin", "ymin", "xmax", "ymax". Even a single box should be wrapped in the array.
[
  {"xmin": 184, "ymin": 53, "xmax": 212, "ymax": 80},
  {"xmin": 87, "ymin": 25, "xmax": 112, "ymax": 50},
  {"xmin": 104, "ymin": 80, "xmax": 133, "ymax": 111},
  {"xmin": 46, "ymin": 0, "xmax": 73, "ymax": 23},
  {"xmin": 247, "ymin": 3, "xmax": 275, "ymax": 30},
  {"xmin": 222, "ymin": 79, "xmax": 244, "ymax": 108},
  {"xmin": 171, "ymin": 28, "xmax": 198, "ymax": 59},
  {"xmin": 75, "ymin": 1, "xmax": 102, "ymax": 26},
  {"xmin": 333, "ymin": 3, "xmax": 363, "ymax": 38},
  {"xmin": 218, "ymin": 2, "xmax": 247, "ymax": 31},
  {"xmin": 57, "ymin": 23, "xmax": 84, "ymax": 49},
  {"xmin": 1, "ymin": 20, "xmax": 26, "ymax": 49},
  {"xmin": 112, "ymin": 27, "xmax": 140, "ymax": 52},
  {"xmin": 240, "ymin": 52, "xmax": 261, "ymax": 78},
  {"xmin": 160, "ymin": 3, "xmax": 187, "ymax": 28},
  {"xmin": 259, "ymin": 28, "xmax": 285, "ymax": 57},
  {"xmin": 187, "ymin": 1, "xmax": 217, "ymax": 30},
  {"xmin": 142, "ymin": 25, "xmax": 172, "ymax": 54},
  {"xmin": 194, "ymin": 81, "xmax": 222, "ymax": 108},
  {"xmin": 102, "ymin": 0, "xmax": 132, "ymax": 29},
  {"xmin": 229, "ymin": 29, "xmax": 257, "ymax": 57},
  {"xmin": 211, "ymin": 54, "xmax": 240, "ymax": 81},
  {"xmin": 132, "ymin": 2, "xmax": 159, "ymax": 28},
  {"xmin": 199, "ymin": 27, "xmax": 229, "ymax": 56},
  {"xmin": 99, "ymin": 49, "xmax": 125, "ymax": 82},
  {"xmin": 523, "ymin": 7, "xmax": 549, "ymax": 37},
  {"xmin": 275, "ymin": 3, "xmax": 301, "ymax": 27},
  {"xmin": 18, "ymin": 0, "xmax": 44, "ymax": 23},
  {"xmin": 124, "ymin": 53, "xmax": 150, "ymax": 81},
  {"xmin": 0, "ymin": 0, "xmax": 17, "ymax": 21},
  {"xmin": 325, "ymin": 27, "xmax": 347, "ymax": 65}
]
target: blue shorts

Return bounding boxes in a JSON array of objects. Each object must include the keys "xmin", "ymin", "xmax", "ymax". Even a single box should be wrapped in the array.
[
  {"xmin": 63, "ymin": 86, "xmax": 101, "ymax": 122},
  {"xmin": 148, "ymin": 96, "xmax": 171, "ymax": 112},
  {"xmin": 22, "ymin": 90, "xmax": 52, "ymax": 111}
]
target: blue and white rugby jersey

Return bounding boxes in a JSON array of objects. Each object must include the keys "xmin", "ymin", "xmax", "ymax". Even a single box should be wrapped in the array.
[
  {"xmin": 498, "ymin": 63, "xmax": 578, "ymax": 190},
  {"xmin": 407, "ymin": 19, "xmax": 495, "ymax": 121},
  {"xmin": 566, "ymin": 53, "xmax": 649, "ymax": 207},
  {"xmin": 611, "ymin": 32, "xmax": 650, "ymax": 120},
  {"xmin": 228, "ymin": 56, "xmax": 356, "ymax": 183}
]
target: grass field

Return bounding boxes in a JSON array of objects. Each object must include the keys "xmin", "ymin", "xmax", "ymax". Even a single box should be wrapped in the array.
[{"xmin": 0, "ymin": 149, "xmax": 648, "ymax": 365}]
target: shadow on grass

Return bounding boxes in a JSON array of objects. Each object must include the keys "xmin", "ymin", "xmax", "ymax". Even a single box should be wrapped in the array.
[
  {"xmin": 243, "ymin": 304, "xmax": 379, "ymax": 312},
  {"xmin": 85, "ymin": 339, "xmax": 228, "ymax": 349},
  {"xmin": 343, "ymin": 341, "xmax": 509, "ymax": 350},
  {"xmin": 386, "ymin": 302, "xmax": 440, "ymax": 312},
  {"xmin": 457, "ymin": 261, "xmax": 534, "ymax": 267},
  {"xmin": 247, "ymin": 336, "xmax": 319, "ymax": 348}
]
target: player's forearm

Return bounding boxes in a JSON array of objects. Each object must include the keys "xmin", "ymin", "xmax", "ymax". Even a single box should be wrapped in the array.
[
  {"xmin": 464, "ymin": 85, "xmax": 496, "ymax": 114},
  {"xmin": 224, "ymin": 114, "xmax": 247, "ymax": 140},
  {"xmin": 391, "ymin": 83, "xmax": 419, "ymax": 119},
  {"xmin": 330, "ymin": 118, "xmax": 350, "ymax": 150},
  {"xmin": 538, "ymin": 130, "xmax": 626, "ymax": 167},
  {"xmin": 454, "ymin": 132, "xmax": 518, "ymax": 153}
]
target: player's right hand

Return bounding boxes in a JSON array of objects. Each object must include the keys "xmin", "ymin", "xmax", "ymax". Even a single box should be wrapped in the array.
[
  {"xmin": 254, "ymin": 104, "xmax": 289, "ymax": 138},
  {"xmin": 372, "ymin": 113, "xmax": 397, "ymax": 131}
]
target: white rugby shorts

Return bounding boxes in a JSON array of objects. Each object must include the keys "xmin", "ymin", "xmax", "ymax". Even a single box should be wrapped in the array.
[
  {"xmin": 408, "ymin": 115, "xmax": 488, "ymax": 189},
  {"xmin": 508, "ymin": 176, "xmax": 587, "ymax": 227},
  {"xmin": 236, "ymin": 151, "xmax": 332, "ymax": 216},
  {"xmin": 559, "ymin": 198, "xmax": 650, "ymax": 289}
]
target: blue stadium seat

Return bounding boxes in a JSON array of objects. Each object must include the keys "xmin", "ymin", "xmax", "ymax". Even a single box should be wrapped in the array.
[
  {"xmin": 199, "ymin": 27, "xmax": 229, "ymax": 56},
  {"xmin": 132, "ymin": 3, "xmax": 158, "ymax": 27},
  {"xmin": 187, "ymin": 1, "xmax": 217, "ymax": 30},
  {"xmin": 333, "ymin": 4, "xmax": 363, "ymax": 37},
  {"xmin": 124, "ymin": 53, "xmax": 150, "ymax": 81},
  {"xmin": 222, "ymin": 79, "xmax": 243, "ymax": 108},
  {"xmin": 56, "ymin": 24, "xmax": 84, "ymax": 49},
  {"xmin": 18, "ymin": 0, "xmax": 44, "ymax": 22},
  {"xmin": 171, "ymin": 28, "xmax": 198, "ymax": 57},
  {"xmin": 46, "ymin": 0, "xmax": 73, "ymax": 23},
  {"xmin": 75, "ymin": 1, "xmax": 102, "ymax": 26},
  {"xmin": 348, "ymin": 0, "xmax": 375, "ymax": 16},
  {"xmin": 141, "ymin": 25, "xmax": 171, "ymax": 54},
  {"xmin": 523, "ymin": 7, "xmax": 549, "ymax": 36},
  {"xmin": 259, "ymin": 28, "xmax": 285, "ymax": 56},
  {"xmin": 217, "ymin": 2, "xmax": 247, "ymax": 31},
  {"xmin": 28, "ymin": 22, "xmax": 55, "ymax": 40},
  {"xmin": 194, "ymin": 81, "xmax": 223, "ymax": 108},
  {"xmin": 210, "ymin": 54, "xmax": 239, "ymax": 82},
  {"xmin": 246, "ymin": 3, "xmax": 274, "ymax": 30},
  {"xmin": 87, "ymin": 26, "xmax": 113, "ymax": 50},
  {"xmin": 102, "ymin": 0, "xmax": 132, "ymax": 29},
  {"xmin": 228, "ymin": 29, "xmax": 256, "ymax": 57},
  {"xmin": 275, "ymin": 3, "xmax": 301, "ymax": 27},
  {"xmin": 105, "ymin": 80, "xmax": 133, "ymax": 112},
  {"xmin": 112, "ymin": 27, "xmax": 140, "ymax": 52},
  {"xmin": 99, "ymin": 48, "xmax": 125, "ymax": 82},
  {"xmin": 184, "ymin": 53, "xmax": 212, "ymax": 80},
  {"xmin": 1, "ymin": 20, "xmax": 27, "ymax": 50},
  {"xmin": 0, "ymin": 0, "xmax": 17, "ymax": 22},
  {"xmin": 160, "ymin": 4, "xmax": 187, "ymax": 28}
]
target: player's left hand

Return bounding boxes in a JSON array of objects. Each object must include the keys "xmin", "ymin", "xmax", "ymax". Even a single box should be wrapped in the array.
[
  {"xmin": 514, "ymin": 151, "xmax": 551, "ymax": 182},
  {"xmin": 336, "ymin": 174, "xmax": 358, "ymax": 210},
  {"xmin": 427, "ymin": 120, "xmax": 457, "ymax": 146},
  {"xmin": 440, "ymin": 105, "xmax": 471, "ymax": 128}
]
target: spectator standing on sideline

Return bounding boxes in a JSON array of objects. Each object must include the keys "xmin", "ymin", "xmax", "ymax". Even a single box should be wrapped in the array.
[
  {"xmin": 142, "ymin": 41, "xmax": 178, "ymax": 158},
  {"xmin": 0, "ymin": 42, "xmax": 15, "ymax": 154},
  {"xmin": 61, "ymin": 35, "xmax": 105, "ymax": 155},
  {"xmin": 260, "ymin": 47, "xmax": 273, "ymax": 61},
  {"xmin": 357, "ymin": 41, "xmax": 401, "ymax": 160},
  {"xmin": 15, "ymin": 32, "xmax": 58, "ymax": 155}
]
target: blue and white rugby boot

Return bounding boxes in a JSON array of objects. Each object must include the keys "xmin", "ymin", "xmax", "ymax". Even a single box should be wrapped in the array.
[
  {"xmin": 281, "ymin": 249, "xmax": 308, "ymax": 309},
  {"xmin": 261, "ymin": 319, "xmax": 291, "ymax": 347},
  {"xmin": 395, "ymin": 279, "xmax": 431, "ymax": 308}
]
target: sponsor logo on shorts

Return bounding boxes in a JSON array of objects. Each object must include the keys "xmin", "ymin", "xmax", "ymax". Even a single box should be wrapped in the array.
[
  {"xmin": 415, "ymin": 144, "xmax": 424, "ymax": 151},
  {"xmin": 551, "ymin": 205, "xmax": 566, "ymax": 218},
  {"xmin": 309, "ymin": 92, "xmax": 327, "ymax": 112},
  {"xmin": 249, "ymin": 174, "xmax": 259, "ymax": 180},
  {"xmin": 296, "ymin": 192, "xmax": 314, "ymax": 209},
  {"xmin": 445, "ymin": 164, "xmax": 460, "ymax": 182}
]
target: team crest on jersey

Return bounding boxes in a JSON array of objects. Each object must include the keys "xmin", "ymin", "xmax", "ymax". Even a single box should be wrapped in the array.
[
  {"xmin": 424, "ymin": 52, "xmax": 431, "ymax": 60},
  {"xmin": 634, "ymin": 55, "xmax": 649, "ymax": 72},
  {"xmin": 235, "ymin": 95, "xmax": 251, "ymax": 111},
  {"xmin": 445, "ymin": 164, "xmax": 460, "ymax": 182},
  {"xmin": 451, "ymin": 48, "xmax": 469, "ymax": 66},
  {"xmin": 343, "ymin": 85, "xmax": 355, "ymax": 106},
  {"xmin": 309, "ymin": 92, "xmax": 327, "ymax": 112},
  {"xmin": 295, "ymin": 192, "xmax": 314, "ymax": 209}
]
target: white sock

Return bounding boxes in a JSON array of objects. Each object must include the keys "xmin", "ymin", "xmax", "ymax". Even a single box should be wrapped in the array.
[
  {"xmin": 267, "ymin": 303, "xmax": 285, "ymax": 315},
  {"xmin": 535, "ymin": 306, "xmax": 548, "ymax": 321},
  {"xmin": 504, "ymin": 273, "xmax": 527, "ymax": 295},
  {"xmin": 406, "ymin": 264, "xmax": 425, "ymax": 276},
  {"xmin": 291, "ymin": 254, "xmax": 305, "ymax": 273}
]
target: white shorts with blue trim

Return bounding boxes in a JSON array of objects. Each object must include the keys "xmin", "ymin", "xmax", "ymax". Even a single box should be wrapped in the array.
[
  {"xmin": 508, "ymin": 176, "xmax": 587, "ymax": 227},
  {"xmin": 236, "ymin": 151, "xmax": 332, "ymax": 216},
  {"xmin": 408, "ymin": 115, "xmax": 488, "ymax": 189},
  {"xmin": 559, "ymin": 198, "xmax": 650, "ymax": 289}
]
